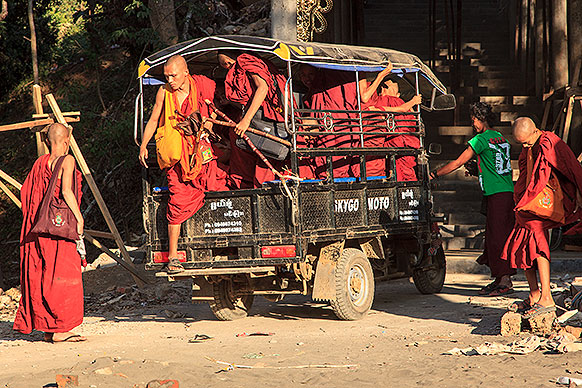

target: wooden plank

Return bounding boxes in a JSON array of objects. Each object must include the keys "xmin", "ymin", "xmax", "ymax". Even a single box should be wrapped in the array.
[
  {"xmin": 0, "ymin": 180, "xmax": 21, "ymax": 208},
  {"xmin": 32, "ymin": 84, "xmax": 49, "ymax": 156},
  {"xmin": 0, "ymin": 116, "xmax": 81, "ymax": 133},
  {"xmin": 562, "ymin": 96, "xmax": 576, "ymax": 143},
  {"xmin": 564, "ymin": 244, "xmax": 582, "ymax": 252},
  {"xmin": 0, "ymin": 118, "xmax": 54, "ymax": 132},
  {"xmin": 32, "ymin": 111, "xmax": 81, "ymax": 119},
  {"xmin": 84, "ymin": 233, "xmax": 148, "ymax": 284},
  {"xmin": 84, "ymin": 229, "xmax": 115, "ymax": 240},
  {"xmin": 45, "ymin": 93, "xmax": 147, "ymax": 287},
  {"xmin": 0, "ymin": 169, "xmax": 22, "ymax": 190}
]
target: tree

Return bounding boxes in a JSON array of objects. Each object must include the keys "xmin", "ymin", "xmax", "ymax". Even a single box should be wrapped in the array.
[{"xmin": 148, "ymin": 0, "xmax": 179, "ymax": 45}]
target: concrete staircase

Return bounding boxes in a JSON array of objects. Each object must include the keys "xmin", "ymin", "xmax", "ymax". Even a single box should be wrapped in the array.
[{"xmin": 362, "ymin": 1, "xmax": 545, "ymax": 249}]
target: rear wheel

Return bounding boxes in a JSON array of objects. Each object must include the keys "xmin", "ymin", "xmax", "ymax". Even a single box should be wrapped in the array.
[
  {"xmin": 330, "ymin": 248, "xmax": 374, "ymax": 320},
  {"xmin": 412, "ymin": 246, "xmax": 446, "ymax": 294},
  {"xmin": 209, "ymin": 279, "xmax": 254, "ymax": 321}
]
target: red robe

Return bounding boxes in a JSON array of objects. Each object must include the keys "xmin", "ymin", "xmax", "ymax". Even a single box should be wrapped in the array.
[
  {"xmin": 380, "ymin": 95, "xmax": 419, "ymax": 181},
  {"xmin": 14, "ymin": 154, "xmax": 84, "ymax": 334},
  {"xmin": 501, "ymin": 131, "xmax": 582, "ymax": 269},
  {"xmin": 303, "ymin": 69, "xmax": 360, "ymax": 179},
  {"xmin": 166, "ymin": 75, "xmax": 227, "ymax": 225},
  {"xmin": 224, "ymin": 54, "xmax": 287, "ymax": 187}
]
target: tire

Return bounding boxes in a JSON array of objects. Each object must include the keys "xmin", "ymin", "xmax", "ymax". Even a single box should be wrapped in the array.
[
  {"xmin": 412, "ymin": 246, "xmax": 446, "ymax": 294},
  {"xmin": 209, "ymin": 279, "xmax": 254, "ymax": 321},
  {"xmin": 330, "ymin": 248, "xmax": 375, "ymax": 320}
]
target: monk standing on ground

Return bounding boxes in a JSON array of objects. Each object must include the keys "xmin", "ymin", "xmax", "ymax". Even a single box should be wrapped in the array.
[
  {"xmin": 502, "ymin": 117, "xmax": 582, "ymax": 317},
  {"xmin": 218, "ymin": 51, "xmax": 288, "ymax": 188},
  {"xmin": 139, "ymin": 54, "xmax": 226, "ymax": 274},
  {"xmin": 14, "ymin": 123, "xmax": 86, "ymax": 343}
]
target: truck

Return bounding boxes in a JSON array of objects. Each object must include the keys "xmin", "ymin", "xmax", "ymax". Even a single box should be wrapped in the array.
[{"xmin": 134, "ymin": 35, "xmax": 456, "ymax": 320}]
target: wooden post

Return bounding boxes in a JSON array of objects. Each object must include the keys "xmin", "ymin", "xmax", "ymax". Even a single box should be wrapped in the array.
[
  {"xmin": 27, "ymin": 0, "xmax": 39, "ymax": 84},
  {"xmin": 550, "ymin": 0, "xmax": 568, "ymax": 89},
  {"xmin": 0, "ymin": 180, "xmax": 20, "ymax": 208},
  {"xmin": 46, "ymin": 93, "xmax": 147, "ymax": 287},
  {"xmin": 0, "ymin": 169, "xmax": 22, "ymax": 190},
  {"xmin": 32, "ymin": 85, "xmax": 48, "ymax": 156}
]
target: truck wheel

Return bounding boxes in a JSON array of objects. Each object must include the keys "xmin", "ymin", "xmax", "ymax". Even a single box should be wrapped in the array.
[
  {"xmin": 412, "ymin": 246, "xmax": 446, "ymax": 294},
  {"xmin": 330, "ymin": 248, "xmax": 374, "ymax": 320},
  {"xmin": 209, "ymin": 279, "xmax": 254, "ymax": 321}
]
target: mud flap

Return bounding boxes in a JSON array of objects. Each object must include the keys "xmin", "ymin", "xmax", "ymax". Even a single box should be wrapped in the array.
[{"xmin": 312, "ymin": 241, "xmax": 345, "ymax": 301}]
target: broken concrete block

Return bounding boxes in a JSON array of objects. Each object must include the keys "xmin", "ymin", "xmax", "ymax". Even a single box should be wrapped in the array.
[
  {"xmin": 500, "ymin": 311, "xmax": 522, "ymax": 336},
  {"xmin": 528, "ymin": 312, "xmax": 558, "ymax": 336}
]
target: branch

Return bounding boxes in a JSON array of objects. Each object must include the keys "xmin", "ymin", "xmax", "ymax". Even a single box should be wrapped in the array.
[{"xmin": 0, "ymin": 0, "xmax": 7, "ymax": 22}]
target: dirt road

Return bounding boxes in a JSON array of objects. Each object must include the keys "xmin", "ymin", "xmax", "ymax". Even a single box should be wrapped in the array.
[{"xmin": 0, "ymin": 268, "xmax": 578, "ymax": 387}]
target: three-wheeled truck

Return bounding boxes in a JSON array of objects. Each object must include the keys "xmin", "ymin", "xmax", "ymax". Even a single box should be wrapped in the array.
[{"xmin": 134, "ymin": 35, "xmax": 456, "ymax": 320}]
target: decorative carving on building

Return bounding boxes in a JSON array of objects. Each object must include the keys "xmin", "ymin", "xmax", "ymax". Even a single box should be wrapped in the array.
[{"xmin": 297, "ymin": 0, "xmax": 333, "ymax": 42}]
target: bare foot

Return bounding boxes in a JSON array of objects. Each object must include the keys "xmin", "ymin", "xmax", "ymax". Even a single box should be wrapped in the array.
[{"xmin": 44, "ymin": 332, "xmax": 87, "ymax": 343}]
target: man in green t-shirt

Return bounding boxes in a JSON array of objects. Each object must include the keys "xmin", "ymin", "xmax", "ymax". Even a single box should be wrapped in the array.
[{"xmin": 430, "ymin": 102, "xmax": 516, "ymax": 296}]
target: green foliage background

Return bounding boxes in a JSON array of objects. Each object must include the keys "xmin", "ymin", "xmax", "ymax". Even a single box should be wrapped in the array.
[{"xmin": 0, "ymin": 0, "xmax": 187, "ymax": 287}]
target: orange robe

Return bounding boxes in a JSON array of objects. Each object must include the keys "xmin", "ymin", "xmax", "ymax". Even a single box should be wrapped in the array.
[
  {"xmin": 14, "ymin": 154, "xmax": 84, "ymax": 334},
  {"xmin": 164, "ymin": 75, "xmax": 227, "ymax": 225}
]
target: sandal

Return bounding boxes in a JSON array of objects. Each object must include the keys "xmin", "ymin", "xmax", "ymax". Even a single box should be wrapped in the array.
[
  {"xmin": 487, "ymin": 285, "xmax": 514, "ymax": 297},
  {"xmin": 508, "ymin": 299, "xmax": 531, "ymax": 313},
  {"xmin": 166, "ymin": 257, "xmax": 184, "ymax": 274},
  {"xmin": 478, "ymin": 281, "xmax": 499, "ymax": 295},
  {"xmin": 522, "ymin": 303, "xmax": 556, "ymax": 319}
]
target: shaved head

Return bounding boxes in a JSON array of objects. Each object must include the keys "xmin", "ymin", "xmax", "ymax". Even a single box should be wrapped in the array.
[
  {"xmin": 164, "ymin": 55, "xmax": 188, "ymax": 71},
  {"xmin": 46, "ymin": 123, "xmax": 70, "ymax": 145},
  {"xmin": 163, "ymin": 55, "xmax": 189, "ymax": 91},
  {"xmin": 513, "ymin": 117, "xmax": 540, "ymax": 147}
]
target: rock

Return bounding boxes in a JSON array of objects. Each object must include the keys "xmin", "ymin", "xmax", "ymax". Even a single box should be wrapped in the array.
[
  {"xmin": 5, "ymin": 288, "xmax": 21, "ymax": 302},
  {"xmin": 56, "ymin": 374, "xmax": 79, "ymax": 387},
  {"xmin": 94, "ymin": 367, "xmax": 113, "ymax": 375},
  {"xmin": 0, "ymin": 295, "xmax": 11, "ymax": 306},
  {"xmin": 222, "ymin": 25, "xmax": 238, "ymax": 34},
  {"xmin": 500, "ymin": 311, "xmax": 522, "ymax": 336},
  {"xmin": 564, "ymin": 325, "xmax": 582, "ymax": 338},
  {"xmin": 528, "ymin": 312, "xmax": 558, "ymax": 336}
]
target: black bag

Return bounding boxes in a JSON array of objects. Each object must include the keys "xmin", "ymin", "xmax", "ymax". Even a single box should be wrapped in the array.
[{"xmin": 235, "ymin": 107, "xmax": 290, "ymax": 161}]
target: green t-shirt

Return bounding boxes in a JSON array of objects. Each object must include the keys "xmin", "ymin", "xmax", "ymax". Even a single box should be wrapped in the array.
[{"xmin": 467, "ymin": 130, "xmax": 514, "ymax": 196}]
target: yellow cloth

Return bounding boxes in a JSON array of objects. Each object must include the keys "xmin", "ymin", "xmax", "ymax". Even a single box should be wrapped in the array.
[{"xmin": 154, "ymin": 75, "xmax": 198, "ymax": 172}]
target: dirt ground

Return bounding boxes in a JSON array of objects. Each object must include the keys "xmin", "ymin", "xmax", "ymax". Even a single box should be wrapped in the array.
[{"xmin": 1, "ymin": 266, "xmax": 581, "ymax": 388}]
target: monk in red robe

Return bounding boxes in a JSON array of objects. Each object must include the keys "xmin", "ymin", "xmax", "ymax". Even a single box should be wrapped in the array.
[
  {"xmin": 14, "ymin": 123, "xmax": 86, "ymax": 343},
  {"xmin": 360, "ymin": 71, "xmax": 421, "ymax": 179},
  {"xmin": 299, "ymin": 65, "xmax": 360, "ymax": 179},
  {"xmin": 218, "ymin": 51, "xmax": 287, "ymax": 187},
  {"xmin": 139, "ymin": 55, "xmax": 226, "ymax": 273},
  {"xmin": 502, "ymin": 117, "xmax": 582, "ymax": 317}
]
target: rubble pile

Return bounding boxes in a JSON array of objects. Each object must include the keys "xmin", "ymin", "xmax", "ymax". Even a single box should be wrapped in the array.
[
  {"xmin": 84, "ymin": 281, "xmax": 191, "ymax": 314},
  {"xmin": 199, "ymin": 0, "xmax": 270, "ymax": 37},
  {"xmin": 0, "ymin": 287, "xmax": 21, "ymax": 318}
]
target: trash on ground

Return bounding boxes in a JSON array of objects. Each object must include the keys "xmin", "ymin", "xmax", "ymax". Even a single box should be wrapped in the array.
[
  {"xmin": 236, "ymin": 332, "xmax": 274, "ymax": 337},
  {"xmin": 188, "ymin": 334, "xmax": 213, "ymax": 343}
]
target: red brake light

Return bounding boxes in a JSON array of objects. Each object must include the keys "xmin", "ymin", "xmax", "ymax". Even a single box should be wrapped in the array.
[
  {"xmin": 261, "ymin": 245, "xmax": 296, "ymax": 258},
  {"xmin": 153, "ymin": 250, "xmax": 186, "ymax": 263}
]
